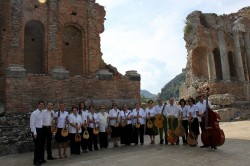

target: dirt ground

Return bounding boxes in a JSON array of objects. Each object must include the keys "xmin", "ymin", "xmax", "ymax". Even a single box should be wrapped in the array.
[{"xmin": 0, "ymin": 121, "xmax": 249, "ymax": 166}]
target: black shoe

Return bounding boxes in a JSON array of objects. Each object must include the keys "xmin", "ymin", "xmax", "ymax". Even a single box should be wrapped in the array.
[
  {"xmin": 176, "ymin": 142, "xmax": 179, "ymax": 145},
  {"xmin": 34, "ymin": 161, "xmax": 42, "ymax": 166},
  {"xmin": 140, "ymin": 143, "xmax": 144, "ymax": 145},
  {"xmin": 41, "ymin": 160, "xmax": 47, "ymax": 164},
  {"xmin": 171, "ymin": 143, "xmax": 174, "ymax": 145},
  {"xmin": 47, "ymin": 156, "xmax": 57, "ymax": 160},
  {"xmin": 200, "ymin": 145, "xmax": 210, "ymax": 148},
  {"xmin": 160, "ymin": 139, "xmax": 164, "ymax": 144}
]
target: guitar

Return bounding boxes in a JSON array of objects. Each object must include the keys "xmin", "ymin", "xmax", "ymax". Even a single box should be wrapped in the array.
[
  {"xmin": 92, "ymin": 114, "xmax": 99, "ymax": 135},
  {"xmin": 154, "ymin": 103, "xmax": 167, "ymax": 128},
  {"xmin": 75, "ymin": 123, "xmax": 81, "ymax": 142},
  {"xmin": 167, "ymin": 115, "xmax": 178, "ymax": 144},
  {"xmin": 114, "ymin": 112, "xmax": 120, "ymax": 127},
  {"xmin": 187, "ymin": 113, "xmax": 197, "ymax": 146},
  {"xmin": 175, "ymin": 112, "xmax": 185, "ymax": 137},
  {"xmin": 135, "ymin": 111, "xmax": 140, "ymax": 128},
  {"xmin": 82, "ymin": 120, "xmax": 89, "ymax": 139},
  {"xmin": 50, "ymin": 112, "xmax": 57, "ymax": 135},
  {"xmin": 121, "ymin": 112, "xmax": 131, "ymax": 127},
  {"xmin": 106, "ymin": 117, "xmax": 112, "ymax": 134}
]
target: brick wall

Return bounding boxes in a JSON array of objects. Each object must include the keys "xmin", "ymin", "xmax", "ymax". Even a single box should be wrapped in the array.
[{"xmin": 5, "ymin": 76, "xmax": 140, "ymax": 112}]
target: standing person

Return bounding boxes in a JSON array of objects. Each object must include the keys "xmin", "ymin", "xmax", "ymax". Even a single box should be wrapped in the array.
[
  {"xmin": 179, "ymin": 99, "xmax": 189, "ymax": 145},
  {"xmin": 87, "ymin": 105, "xmax": 99, "ymax": 151},
  {"xmin": 145, "ymin": 100, "xmax": 158, "ymax": 144},
  {"xmin": 30, "ymin": 100, "xmax": 46, "ymax": 166},
  {"xmin": 120, "ymin": 105, "xmax": 134, "ymax": 146},
  {"xmin": 78, "ymin": 101, "xmax": 89, "ymax": 153},
  {"xmin": 54, "ymin": 103, "xmax": 69, "ymax": 159},
  {"xmin": 154, "ymin": 98, "xmax": 167, "ymax": 144},
  {"xmin": 132, "ymin": 102, "xmax": 146, "ymax": 145},
  {"xmin": 195, "ymin": 94, "xmax": 212, "ymax": 148},
  {"xmin": 187, "ymin": 97, "xmax": 199, "ymax": 146},
  {"xmin": 164, "ymin": 98, "xmax": 180, "ymax": 145},
  {"xmin": 97, "ymin": 105, "xmax": 109, "ymax": 149},
  {"xmin": 108, "ymin": 103, "xmax": 121, "ymax": 147},
  {"xmin": 42, "ymin": 102, "xmax": 56, "ymax": 160},
  {"xmin": 68, "ymin": 106, "xmax": 82, "ymax": 155}
]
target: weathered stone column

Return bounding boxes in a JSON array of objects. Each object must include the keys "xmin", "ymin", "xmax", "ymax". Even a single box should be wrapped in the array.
[
  {"xmin": 217, "ymin": 30, "xmax": 230, "ymax": 80},
  {"xmin": 205, "ymin": 31, "xmax": 216, "ymax": 80},
  {"xmin": 244, "ymin": 32, "xmax": 250, "ymax": 80},
  {"xmin": 233, "ymin": 31, "xmax": 245, "ymax": 81}
]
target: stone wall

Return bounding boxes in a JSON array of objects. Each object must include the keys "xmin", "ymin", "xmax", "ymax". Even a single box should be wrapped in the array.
[{"xmin": 180, "ymin": 7, "xmax": 250, "ymax": 102}]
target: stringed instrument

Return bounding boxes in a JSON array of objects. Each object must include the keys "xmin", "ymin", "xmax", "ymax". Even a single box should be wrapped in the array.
[
  {"xmin": 187, "ymin": 113, "xmax": 197, "ymax": 146},
  {"xmin": 154, "ymin": 103, "xmax": 167, "ymax": 128},
  {"xmin": 146, "ymin": 111, "xmax": 153, "ymax": 129},
  {"xmin": 82, "ymin": 120, "xmax": 89, "ymax": 139},
  {"xmin": 201, "ymin": 88, "xmax": 225, "ymax": 148},
  {"xmin": 175, "ymin": 112, "xmax": 185, "ymax": 137},
  {"xmin": 167, "ymin": 115, "xmax": 178, "ymax": 144},
  {"xmin": 114, "ymin": 112, "xmax": 120, "ymax": 127},
  {"xmin": 50, "ymin": 112, "xmax": 57, "ymax": 134},
  {"xmin": 106, "ymin": 117, "xmax": 112, "ymax": 134},
  {"xmin": 92, "ymin": 114, "xmax": 99, "ymax": 135},
  {"xmin": 135, "ymin": 111, "xmax": 140, "ymax": 128},
  {"xmin": 61, "ymin": 116, "xmax": 69, "ymax": 137},
  {"xmin": 122, "ymin": 112, "xmax": 131, "ymax": 127},
  {"xmin": 75, "ymin": 123, "xmax": 81, "ymax": 142}
]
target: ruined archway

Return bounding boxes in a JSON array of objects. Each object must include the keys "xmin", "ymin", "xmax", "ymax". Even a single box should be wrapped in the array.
[
  {"xmin": 213, "ymin": 48, "xmax": 223, "ymax": 80},
  {"xmin": 228, "ymin": 51, "xmax": 236, "ymax": 80},
  {"xmin": 24, "ymin": 20, "xmax": 45, "ymax": 74},
  {"xmin": 191, "ymin": 47, "xmax": 209, "ymax": 80},
  {"xmin": 62, "ymin": 25, "xmax": 83, "ymax": 76}
]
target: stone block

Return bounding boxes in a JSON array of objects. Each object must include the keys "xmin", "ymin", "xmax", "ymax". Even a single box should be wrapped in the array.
[
  {"xmin": 125, "ymin": 70, "xmax": 140, "ymax": 81},
  {"xmin": 51, "ymin": 67, "xmax": 69, "ymax": 80},
  {"xmin": 6, "ymin": 65, "xmax": 26, "ymax": 78},
  {"xmin": 215, "ymin": 108, "xmax": 239, "ymax": 122},
  {"xmin": 0, "ymin": 102, "xmax": 5, "ymax": 115},
  {"xmin": 209, "ymin": 93, "xmax": 235, "ymax": 106},
  {"xmin": 97, "ymin": 69, "xmax": 113, "ymax": 80}
]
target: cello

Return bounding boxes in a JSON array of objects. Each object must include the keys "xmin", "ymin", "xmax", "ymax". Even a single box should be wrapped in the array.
[{"xmin": 201, "ymin": 87, "xmax": 225, "ymax": 149}]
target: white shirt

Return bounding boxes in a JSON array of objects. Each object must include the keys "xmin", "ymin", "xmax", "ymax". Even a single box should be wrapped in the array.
[
  {"xmin": 80, "ymin": 110, "xmax": 89, "ymax": 124},
  {"xmin": 145, "ymin": 107, "xmax": 156, "ymax": 117},
  {"xmin": 54, "ymin": 110, "xmax": 69, "ymax": 128},
  {"xmin": 154, "ymin": 104, "xmax": 165, "ymax": 114},
  {"xmin": 42, "ymin": 109, "xmax": 55, "ymax": 126},
  {"xmin": 30, "ymin": 109, "xmax": 43, "ymax": 135},
  {"xmin": 69, "ymin": 113, "xmax": 82, "ymax": 133},
  {"xmin": 108, "ymin": 108, "xmax": 121, "ymax": 126},
  {"xmin": 164, "ymin": 105, "xmax": 180, "ymax": 117},
  {"xmin": 121, "ymin": 110, "xmax": 133, "ymax": 124},
  {"xmin": 88, "ymin": 113, "xmax": 99, "ymax": 128},
  {"xmin": 187, "ymin": 105, "xmax": 198, "ymax": 118},
  {"xmin": 132, "ymin": 108, "xmax": 146, "ymax": 125},
  {"xmin": 196, "ymin": 100, "xmax": 212, "ymax": 122},
  {"xmin": 179, "ymin": 105, "xmax": 188, "ymax": 120},
  {"xmin": 97, "ymin": 112, "xmax": 108, "ymax": 132}
]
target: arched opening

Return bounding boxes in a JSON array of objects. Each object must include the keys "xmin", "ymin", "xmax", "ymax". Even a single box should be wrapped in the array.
[
  {"xmin": 24, "ymin": 20, "xmax": 45, "ymax": 74},
  {"xmin": 228, "ymin": 51, "xmax": 237, "ymax": 80},
  {"xmin": 191, "ymin": 47, "xmax": 209, "ymax": 80},
  {"xmin": 213, "ymin": 48, "xmax": 223, "ymax": 80},
  {"xmin": 62, "ymin": 25, "xmax": 83, "ymax": 75}
]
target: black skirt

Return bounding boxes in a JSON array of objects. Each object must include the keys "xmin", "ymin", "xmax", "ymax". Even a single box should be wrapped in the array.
[
  {"xmin": 189, "ymin": 118, "xmax": 200, "ymax": 136},
  {"xmin": 55, "ymin": 128, "xmax": 69, "ymax": 143},
  {"xmin": 145, "ymin": 118, "xmax": 158, "ymax": 135},
  {"xmin": 110, "ymin": 126, "xmax": 120, "ymax": 138}
]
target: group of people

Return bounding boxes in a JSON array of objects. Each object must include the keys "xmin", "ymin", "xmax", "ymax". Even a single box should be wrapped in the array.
[{"xmin": 30, "ymin": 94, "xmax": 212, "ymax": 166}]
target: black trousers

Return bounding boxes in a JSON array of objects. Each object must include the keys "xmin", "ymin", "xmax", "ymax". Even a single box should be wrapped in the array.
[
  {"xmin": 121, "ymin": 124, "xmax": 133, "ymax": 145},
  {"xmin": 69, "ymin": 133, "xmax": 81, "ymax": 155},
  {"xmin": 133, "ymin": 124, "xmax": 144, "ymax": 144},
  {"xmin": 87, "ymin": 127, "xmax": 98, "ymax": 150},
  {"xmin": 81, "ymin": 127, "xmax": 88, "ymax": 151},
  {"xmin": 182, "ymin": 120, "xmax": 189, "ymax": 144},
  {"xmin": 42, "ymin": 126, "xmax": 53, "ymax": 158},
  {"xmin": 33, "ymin": 128, "xmax": 45, "ymax": 164},
  {"xmin": 200, "ymin": 122, "xmax": 205, "ymax": 132},
  {"xmin": 99, "ymin": 132, "xmax": 108, "ymax": 148}
]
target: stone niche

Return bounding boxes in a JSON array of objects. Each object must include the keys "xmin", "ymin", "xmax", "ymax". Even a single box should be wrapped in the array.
[
  {"xmin": 180, "ymin": 7, "xmax": 250, "ymax": 104},
  {"xmin": 0, "ymin": 0, "xmax": 141, "ymax": 113}
]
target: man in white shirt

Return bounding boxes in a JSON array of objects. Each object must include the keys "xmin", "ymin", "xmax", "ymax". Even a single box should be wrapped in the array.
[
  {"xmin": 42, "ymin": 102, "xmax": 56, "ymax": 160},
  {"xmin": 30, "ymin": 100, "xmax": 46, "ymax": 166}
]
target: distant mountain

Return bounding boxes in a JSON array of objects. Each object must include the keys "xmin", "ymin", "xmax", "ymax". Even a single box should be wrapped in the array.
[
  {"xmin": 159, "ymin": 70, "xmax": 186, "ymax": 100},
  {"xmin": 140, "ymin": 90, "xmax": 157, "ymax": 99}
]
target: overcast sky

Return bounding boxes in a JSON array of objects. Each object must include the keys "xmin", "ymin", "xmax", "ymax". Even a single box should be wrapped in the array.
[{"xmin": 95, "ymin": 0, "xmax": 249, "ymax": 94}]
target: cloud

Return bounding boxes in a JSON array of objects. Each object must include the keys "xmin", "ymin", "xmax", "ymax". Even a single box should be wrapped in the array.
[{"xmin": 96, "ymin": 0, "xmax": 249, "ymax": 94}]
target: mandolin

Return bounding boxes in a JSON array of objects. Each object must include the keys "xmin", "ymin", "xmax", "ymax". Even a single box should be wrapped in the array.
[
  {"xmin": 61, "ymin": 116, "xmax": 69, "ymax": 137},
  {"xmin": 154, "ymin": 103, "xmax": 167, "ymax": 128},
  {"xmin": 50, "ymin": 112, "xmax": 57, "ymax": 135},
  {"xmin": 114, "ymin": 112, "xmax": 120, "ymax": 127},
  {"xmin": 135, "ymin": 111, "xmax": 140, "ymax": 128},
  {"xmin": 75, "ymin": 123, "xmax": 81, "ymax": 142},
  {"xmin": 122, "ymin": 112, "xmax": 130, "ymax": 127},
  {"xmin": 106, "ymin": 117, "xmax": 112, "ymax": 134},
  {"xmin": 82, "ymin": 120, "xmax": 89, "ymax": 139},
  {"xmin": 146, "ymin": 112, "xmax": 153, "ymax": 128},
  {"xmin": 92, "ymin": 114, "xmax": 99, "ymax": 135}
]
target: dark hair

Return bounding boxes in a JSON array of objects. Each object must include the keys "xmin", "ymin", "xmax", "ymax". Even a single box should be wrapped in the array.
[
  {"xmin": 188, "ymin": 97, "xmax": 195, "ymax": 104},
  {"xmin": 71, "ymin": 106, "xmax": 78, "ymax": 111},
  {"xmin": 79, "ymin": 101, "xmax": 86, "ymax": 110},
  {"xmin": 179, "ymin": 98, "xmax": 186, "ymax": 105},
  {"xmin": 147, "ymin": 99, "xmax": 154, "ymax": 104},
  {"xmin": 38, "ymin": 100, "xmax": 45, "ymax": 105},
  {"xmin": 89, "ymin": 105, "xmax": 94, "ymax": 110}
]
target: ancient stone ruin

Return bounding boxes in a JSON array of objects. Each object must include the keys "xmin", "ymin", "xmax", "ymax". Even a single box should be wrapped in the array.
[
  {"xmin": 0, "ymin": 0, "xmax": 140, "ymax": 155},
  {"xmin": 180, "ymin": 7, "xmax": 250, "ymax": 103}
]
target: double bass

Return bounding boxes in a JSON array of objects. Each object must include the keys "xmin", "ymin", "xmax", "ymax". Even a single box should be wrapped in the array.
[{"xmin": 201, "ymin": 88, "xmax": 225, "ymax": 149}]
